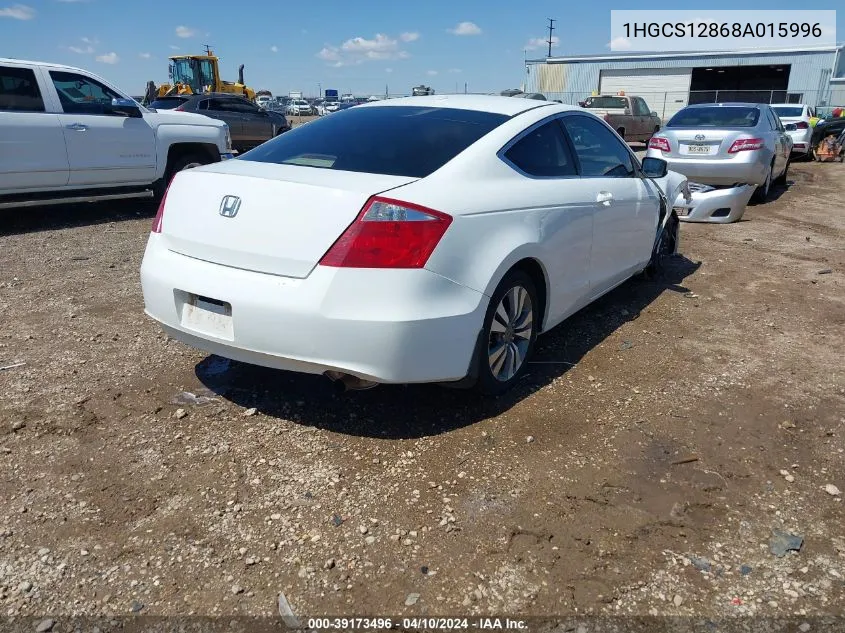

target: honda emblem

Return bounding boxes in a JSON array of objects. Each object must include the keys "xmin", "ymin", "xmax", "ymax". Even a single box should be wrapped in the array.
[{"xmin": 219, "ymin": 195, "xmax": 241, "ymax": 218}]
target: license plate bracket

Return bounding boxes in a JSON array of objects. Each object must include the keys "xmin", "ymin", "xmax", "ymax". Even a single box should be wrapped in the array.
[{"xmin": 178, "ymin": 292, "xmax": 234, "ymax": 340}]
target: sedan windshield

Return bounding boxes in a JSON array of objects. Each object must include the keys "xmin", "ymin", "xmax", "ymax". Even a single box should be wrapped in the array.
[
  {"xmin": 667, "ymin": 107, "xmax": 760, "ymax": 128},
  {"xmin": 240, "ymin": 106, "xmax": 509, "ymax": 178}
]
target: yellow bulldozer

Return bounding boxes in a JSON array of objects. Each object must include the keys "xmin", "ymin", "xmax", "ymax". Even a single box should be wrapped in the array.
[{"xmin": 144, "ymin": 47, "xmax": 256, "ymax": 103}]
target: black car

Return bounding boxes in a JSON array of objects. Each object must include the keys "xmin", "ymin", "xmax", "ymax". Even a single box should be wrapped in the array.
[{"xmin": 150, "ymin": 93, "xmax": 290, "ymax": 152}]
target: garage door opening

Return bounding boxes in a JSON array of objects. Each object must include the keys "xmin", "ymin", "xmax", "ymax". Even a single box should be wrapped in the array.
[{"xmin": 688, "ymin": 64, "xmax": 790, "ymax": 104}]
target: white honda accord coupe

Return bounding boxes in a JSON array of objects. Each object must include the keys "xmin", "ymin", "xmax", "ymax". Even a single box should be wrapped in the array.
[{"xmin": 140, "ymin": 95, "xmax": 687, "ymax": 395}]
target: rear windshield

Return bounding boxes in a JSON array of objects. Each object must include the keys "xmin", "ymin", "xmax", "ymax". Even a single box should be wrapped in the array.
[
  {"xmin": 772, "ymin": 106, "xmax": 804, "ymax": 118},
  {"xmin": 150, "ymin": 98, "xmax": 187, "ymax": 109},
  {"xmin": 667, "ymin": 107, "xmax": 760, "ymax": 128},
  {"xmin": 240, "ymin": 106, "xmax": 509, "ymax": 178},
  {"xmin": 582, "ymin": 96, "xmax": 628, "ymax": 109}
]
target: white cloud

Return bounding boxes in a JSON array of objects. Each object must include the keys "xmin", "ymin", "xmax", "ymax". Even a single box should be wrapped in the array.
[
  {"xmin": 385, "ymin": 68, "xmax": 393, "ymax": 73},
  {"xmin": 56, "ymin": 0, "xmax": 91, "ymax": 3},
  {"xmin": 95, "ymin": 52, "xmax": 119, "ymax": 64},
  {"xmin": 68, "ymin": 45, "xmax": 94, "ymax": 54},
  {"xmin": 139, "ymin": 52, "xmax": 151, "ymax": 59},
  {"xmin": 399, "ymin": 32, "xmax": 419, "ymax": 42},
  {"xmin": 270, "ymin": 45, "xmax": 278, "ymax": 53},
  {"xmin": 175, "ymin": 25, "xmax": 196, "ymax": 38},
  {"xmin": 81, "ymin": 36, "xmax": 97, "ymax": 44},
  {"xmin": 448, "ymin": 21, "xmax": 481, "ymax": 36},
  {"xmin": 426, "ymin": 70, "xmax": 438, "ymax": 76},
  {"xmin": 169, "ymin": 45, "xmax": 180, "ymax": 50},
  {"xmin": 0, "ymin": 4, "xmax": 35, "ymax": 19},
  {"xmin": 317, "ymin": 33, "xmax": 410, "ymax": 67},
  {"xmin": 525, "ymin": 36, "xmax": 558, "ymax": 51},
  {"xmin": 447, "ymin": 68, "xmax": 461, "ymax": 74},
  {"xmin": 607, "ymin": 36, "xmax": 631, "ymax": 50}
]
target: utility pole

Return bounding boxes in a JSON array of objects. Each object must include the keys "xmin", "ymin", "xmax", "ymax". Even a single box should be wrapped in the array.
[
  {"xmin": 464, "ymin": 82, "xmax": 467, "ymax": 94},
  {"xmin": 546, "ymin": 18, "xmax": 556, "ymax": 57},
  {"xmin": 318, "ymin": 82, "xmax": 321, "ymax": 98}
]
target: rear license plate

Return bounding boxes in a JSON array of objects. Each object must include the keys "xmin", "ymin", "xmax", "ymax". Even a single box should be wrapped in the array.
[
  {"xmin": 180, "ymin": 294, "xmax": 233, "ymax": 340},
  {"xmin": 686, "ymin": 143, "xmax": 711, "ymax": 154},
  {"xmin": 673, "ymin": 206, "xmax": 690, "ymax": 217}
]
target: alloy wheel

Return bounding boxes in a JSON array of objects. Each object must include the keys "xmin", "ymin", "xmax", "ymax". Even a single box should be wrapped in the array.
[{"xmin": 487, "ymin": 286, "xmax": 534, "ymax": 382}]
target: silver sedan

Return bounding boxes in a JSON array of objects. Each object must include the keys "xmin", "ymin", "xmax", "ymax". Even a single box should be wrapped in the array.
[{"xmin": 646, "ymin": 103, "xmax": 793, "ymax": 203}]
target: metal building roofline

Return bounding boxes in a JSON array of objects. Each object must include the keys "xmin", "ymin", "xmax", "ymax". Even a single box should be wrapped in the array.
[{"xmin": 529, "ymin": 43, "xmax": 844, "ymax": 64}]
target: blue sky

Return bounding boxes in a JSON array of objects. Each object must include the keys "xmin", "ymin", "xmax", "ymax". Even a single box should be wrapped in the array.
[{"xmin": 1, "ymin": 0, "xmax": 842, "ymax": 97}]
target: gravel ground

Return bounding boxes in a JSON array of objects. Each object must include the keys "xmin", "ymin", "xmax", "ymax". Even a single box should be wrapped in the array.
[{"xmin": 0, "ymin": 160, "xmax": 843, "ymax": 630}]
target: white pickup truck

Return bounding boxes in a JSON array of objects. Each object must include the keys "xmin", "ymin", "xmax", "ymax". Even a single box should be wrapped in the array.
[{"xmin": 0, "ymin": 58, "xmax": 234, "ymax": 210}]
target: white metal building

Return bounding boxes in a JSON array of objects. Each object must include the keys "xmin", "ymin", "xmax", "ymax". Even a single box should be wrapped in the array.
[{"xmin": 525, "ymin": 45, "xmax": 845, "ymax": 121}]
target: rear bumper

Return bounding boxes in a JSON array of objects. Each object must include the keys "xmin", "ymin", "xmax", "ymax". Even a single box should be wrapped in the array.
[
  {"xmin": 672, "ymin": 183, "xmax": 756, "ymax": 224},
  {"xmin": 647, "ymin": 151, "xmax": 768, "ymax": 186},
  {"xmin": 139, "ymin": 234, "xmax": 487, "ymax": 384}
]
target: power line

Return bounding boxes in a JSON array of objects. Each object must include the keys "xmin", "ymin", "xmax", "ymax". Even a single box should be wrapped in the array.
[{"xmin": 546, "ymin": 18, "xmax": 556, "ymax": 57}]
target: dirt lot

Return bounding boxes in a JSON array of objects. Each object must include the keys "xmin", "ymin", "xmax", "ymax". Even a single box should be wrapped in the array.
[{"xmin": 0, "ymin": 161, "xmax": 843, "ymax": 629}]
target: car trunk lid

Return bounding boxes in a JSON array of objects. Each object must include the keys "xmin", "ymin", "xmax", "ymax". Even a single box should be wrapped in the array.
[
  {"xmin": 158, "ymin": 160, "xmax": 417, "ymax": 278},
  {"xmin": 663, "ymin": 128, "xmax": 759, "ymax": 160}
]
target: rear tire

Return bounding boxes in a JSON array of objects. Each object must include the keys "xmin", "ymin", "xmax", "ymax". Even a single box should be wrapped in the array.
[
  {"xmin": 752, "ymin": 162, "xmax": 773, "ymax": 203},
  {"xmin": 469, "ymin": 270, "xmax": 539, "ymax": 396}
]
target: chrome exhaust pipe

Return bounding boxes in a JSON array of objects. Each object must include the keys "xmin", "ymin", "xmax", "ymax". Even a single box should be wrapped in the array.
[{"xmin": 325, "ymin": 371, "xmax": 379, "ymax": 392}]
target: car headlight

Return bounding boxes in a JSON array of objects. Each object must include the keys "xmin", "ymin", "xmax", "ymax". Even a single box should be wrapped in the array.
[{"xmin": 223, "ymin": 124, "xmax": 233, "ymax": 151}]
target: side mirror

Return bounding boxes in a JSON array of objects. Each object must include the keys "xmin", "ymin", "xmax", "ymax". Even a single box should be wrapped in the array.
[
  {"xmin": 111, "ymin": 97, "xmax": 143, "ymax": 118},
  {"xmin": 651, "ymin": 111, "xmax": 658, "ymax": 118},
  {"xmin": 784, "ymin": 123, "xmax": 797, "ymax": 131},
  {"xmin": 641, "ymin": 156, "xmax": 668, "ymax": 178}
]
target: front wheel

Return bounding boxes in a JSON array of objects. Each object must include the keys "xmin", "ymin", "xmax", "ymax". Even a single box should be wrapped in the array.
[
  {"xmin": 643, "ymin": 210, "xmax": 679, "ymax": 279},
  {"xmin": 471, "ymin": 270, "xmax": 539, "ymax": 396}
]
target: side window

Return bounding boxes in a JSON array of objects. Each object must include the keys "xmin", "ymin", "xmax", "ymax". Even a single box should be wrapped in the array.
[
  {"xmin": 502, "ymin": 120, "xmax": 577, "ymax": 177},
  {"xmin": 766, "ymin": 109, "xmax": 781, "ymax": 131},
  {"xmin": 227, "ymin": 99, "xmax": 259, "ymax": 114},
  {"xmin": 561, "ymin": 115, "xmax": 636, "ymax": 178},
  {"xmin": 197, "ymin": 99, "xmax": 210, "ymax": 111},
  {"xmin": 0, "ymin": 66, "xmax": 45, "ymax": 112},
  {"xmin": 636, "ymin": 98, "xmax": 651, "ymax": 116},
  {"xmin": 49, "ymin": 70, "xmax": 121, "ymax": 115}
]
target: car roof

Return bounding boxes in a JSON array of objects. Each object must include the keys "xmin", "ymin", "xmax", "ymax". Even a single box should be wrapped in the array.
[
  {"xmin": 0, "ymin": 57, "xmax": 90, "ymax": 72},
  {"xmin": 770, "ymin": 103, "xmax": 808, "ymax": 108},
  {"xmin": 354, "ymin": 94, "xmax": 562, "ymax": 116}
]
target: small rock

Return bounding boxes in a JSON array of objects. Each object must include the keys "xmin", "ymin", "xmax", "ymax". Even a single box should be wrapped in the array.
[
  {"xmin": 785, "ymin": 474, "xmax": 795, "ymax": 483},
  {"xmin": 174, "ymin": 408, "xmax": 187, "ymax": 420},
  {"xmin": 799, "ymin": 623, "xmax": 811, "ymax": 632},
  {"xmin": 231, "ymin": 585, "xmax": 244, "ymax": 595},
  {"xmin": 769, "ymin": 530, "xmax": 803, "ymax": 558},
  {"xmin": 405, "ymin": 592, "xmax": 420, "ymax": 606},
  {"xmin": 817, "ymin": 269, "xmax": 832, "ymax": 275},
  {"xmin": 331, "ymin": 514, "xmax": 344, "ymax": 527},
  {"xmin": 823, "ymin": 484, "xmax": 841, "ymax": 497},
  {"xmin": 365, "ymin": 536, "xmax": 376, "ymax": 545},
  {"xmin": 781, "ymin": 420, "xmax": 796, "ymax": 429},
  {"xmin": 740, "ymin": 565, "xmax": 753, "ymax": 576},
  {"xmin": 525, "ymin": 436, "xmax": 534, "ymax": 444},
  {"xmin": 11, "ymin": 421, "xmax": 25, "ymax": 431},
  {"xmin": 130, "ymin": 600, "xmax": 144, "ymax": 613},
  {"xmin": 35, "ymin": 619, "xmax": 55, "ymax": 633},
  {"xmin": 37, "ymin": 547, "xmax": 51, "ymax": 557},
  {"xmin": 243, "ymin": 407, "xmax": 258, "ymax": 417},
  {"xmin": 244, "ymin": 557, "xmax": 257, "ymax": 566},
  {"xmin": 587, "ymin": 375, "xmax": 596, "ymax": 382},
  {"xmin": 420, "ymin": 566, "xmax": 429, "ymax": 575},
  {"xmin": 18, "ymin": 581, "xmax": 32, "ymax": 593},
  {"xmin": 359, "ymin": 525, "xmax": 368, "ymax": 535},
  {"xmin": 270, "ymin": 513, "xmax": 281, "ymax": 521},
  {"xmin": 673, "ymin": 594, "xmax": 684, "ymax": 607},
  {"xmin": 324, "ymin": 558, "xmax": 335, "ymax": 570}
]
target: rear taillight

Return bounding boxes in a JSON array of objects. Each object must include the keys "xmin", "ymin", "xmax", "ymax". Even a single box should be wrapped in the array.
[
  {"xmin": 319, "ymin": 196, "xmax": 452, "ymax": 268},
  {"xmin": 174, "ymin": 104, "xmax": 185, "ymax": 111},
  {"xmin": 151, "ymin": 184, "xmax": 171, "ymax": 233},
  {"xmin": 648, "ymin": 136, "xmax": 671, "ymax": 152},
  {"xmin": 603, "ymin": 114, "xmax": 610, "ymax": 122},
  {"xmin": 795, "ymin": 121, "xmax": 809, "ymax": 129},
  {"xmin": 727, "ymin": 138, "xmax": 764, "ymax": 153}
]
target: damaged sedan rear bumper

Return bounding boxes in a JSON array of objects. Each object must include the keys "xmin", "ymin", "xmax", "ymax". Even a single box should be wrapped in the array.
[{"xmin": 672, "ymin": 183, "xmax": 756, "ymax": 224}]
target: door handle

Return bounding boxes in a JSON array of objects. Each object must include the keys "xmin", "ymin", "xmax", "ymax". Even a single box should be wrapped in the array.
[
  {"xmin": 66, "ymin": 123, "xmax": 87, "ymax": 131},
  {"xmin": 596, "ymin": 191, "xmax": 614, "ymax": 206}
]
